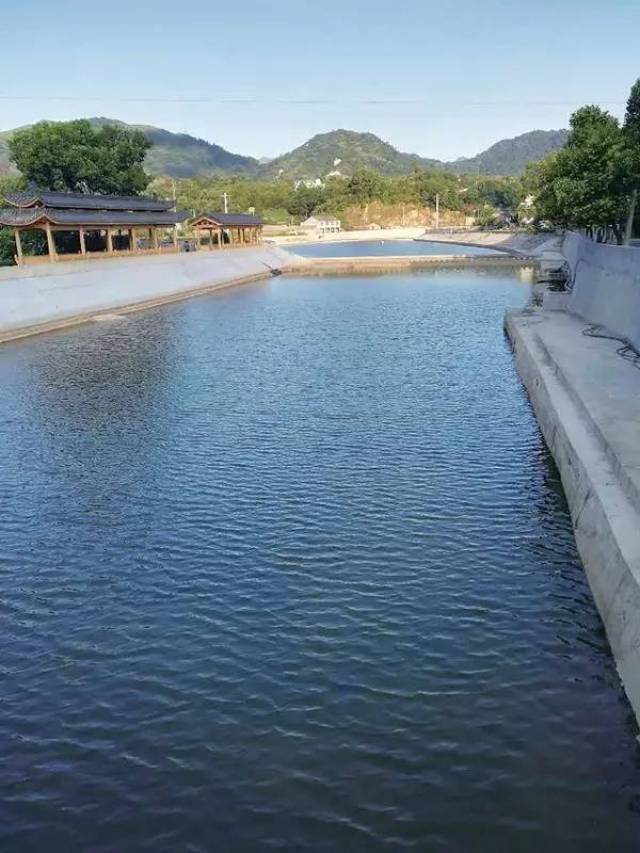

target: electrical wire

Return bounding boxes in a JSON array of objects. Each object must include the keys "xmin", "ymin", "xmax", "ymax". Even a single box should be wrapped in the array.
[{"xmin": 582, "ymin": 324, "xmax": 640, "ymax": 370}]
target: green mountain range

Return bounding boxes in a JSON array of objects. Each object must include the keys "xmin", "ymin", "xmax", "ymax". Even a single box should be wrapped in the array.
[{"xmin": 0, "ymin": 120, "xmax": 568, "ymax": 180}]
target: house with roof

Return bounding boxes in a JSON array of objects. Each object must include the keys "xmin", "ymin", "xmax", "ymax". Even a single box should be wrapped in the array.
[{"xmin": 300, "ymin": 215, "xmax": 342, "ymax": 235}]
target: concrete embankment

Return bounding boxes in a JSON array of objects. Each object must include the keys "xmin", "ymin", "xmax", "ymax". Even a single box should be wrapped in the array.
[
  {"xmin": 294, "ymin": 254, "xmax": 533, "ymax": 275},
  {"xmin": 563, "ymin": 231, "xmax": 640, "ymax": 351},
  {"xmin": 0, "ymin": 246, "xmax": 302, "ymax": 342},
  {"xmin": 417, "ymin": 230, "xmax": 563, "ymax": 258},
  {"xmin": 270, "ymin": 226, "xmax": 427, "ymax": 247},
  {"xmin": 506, "ymin": 232, "xmax": 640, "ymax": 723}
]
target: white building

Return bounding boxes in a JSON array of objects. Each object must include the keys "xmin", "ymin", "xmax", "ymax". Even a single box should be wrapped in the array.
[
  {"xmin": 294, "ymin": 178, "xmax": 324, "ymax": 190},
  {"xmin": 301, "ymin": 215, "xmax": 342, "ymax": 235}
]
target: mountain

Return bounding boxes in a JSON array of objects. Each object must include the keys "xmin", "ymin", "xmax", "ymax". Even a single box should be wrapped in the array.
[
  {"xmin": 0, "ymin": 118, "xmax": 260, "ymax": 178},
  {"xmin": 449, "ymin": 129, "xmax": 569, "ymax": 177},
  {"xmin": 260, "ymin": 129, "xmax": 442, "ymax": 179},
  {"xmin": 89, "ymin": 118, "xmax": 260, "ymax": 178},
  {"xmin": 0, "ymin": 120, "xmax": 567, "ymax": 180},
  {"xmin": 261, "ymin": 128, "xmax": 568, "ymax": 179}
]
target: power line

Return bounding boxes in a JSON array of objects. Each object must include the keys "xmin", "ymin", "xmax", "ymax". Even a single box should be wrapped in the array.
[{"xmin": 0, "ymin": 94, "xmax": 627, "ymax": 107}]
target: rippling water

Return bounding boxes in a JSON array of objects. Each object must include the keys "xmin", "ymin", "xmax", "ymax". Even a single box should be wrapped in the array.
[
  {"xmin": 0, "ymin": 267, "xmax": 639, "ymax": 852},
  {"xmin": 290, "ymin": 239, "xmax": 495, "ymax": 257}
]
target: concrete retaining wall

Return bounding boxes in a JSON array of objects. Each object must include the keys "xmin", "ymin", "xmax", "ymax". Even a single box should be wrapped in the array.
[
  {"xmin": 0, "ymin": 246, "xmax": 300, "ymax": 340},
  {"xmin": 506, "ymin": 311, "xmax": 640, "ymax": 724},
  {"xmin": 564, "ymin": 231, "xmax": 640, "ymax": 350}
]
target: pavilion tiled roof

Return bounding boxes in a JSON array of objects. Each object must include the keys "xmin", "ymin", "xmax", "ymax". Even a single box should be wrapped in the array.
[
  {"xmin": 5, "ymin": 189, "xmax": 176, "ymax": 212},
  {"xmin": 0, "ymin": 207, "xmax": 189, "ymax": 228},
  {"xmin": 192, "ymin": 212, "xmax": 264, "ymax": 227}
]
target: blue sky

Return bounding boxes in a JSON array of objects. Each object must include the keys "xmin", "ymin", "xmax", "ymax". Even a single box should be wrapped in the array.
[{"xmin": 3, "ymin": 0, "xmax": 638, "ymax": 160}]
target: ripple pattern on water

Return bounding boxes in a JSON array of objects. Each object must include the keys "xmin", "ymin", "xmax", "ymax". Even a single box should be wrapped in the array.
[{"xmin": 0, "ymin": 269, "xmax": 638, "ymax": 852}]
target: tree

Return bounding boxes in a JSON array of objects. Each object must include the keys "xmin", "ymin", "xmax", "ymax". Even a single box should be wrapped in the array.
[
  {"xmin": 532, "ymin": 106, "xmax": 629, "ymax": 243},
  {"xmin": 623, "ymin": 78, "xmax": 640, "ymax": 244},
  {"xmin": 345, "ymin": 168, "xmax": 384, "ymax": 204},
  {"xmin": 8, "ymin": 120, "xmax": 151, "ymax": 195},
  {"xmin": 286, "ymin": 185, "xmax": 326, "ymax": 220}
]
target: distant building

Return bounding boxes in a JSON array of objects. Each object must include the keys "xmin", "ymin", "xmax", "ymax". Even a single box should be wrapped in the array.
[
  {"xmin": 294, "ymin": 178, "xmax": 324, "ymax": 190},
  {"xmin": 301, "ymin": 215, "xmax": 341, "ymax": 235}
]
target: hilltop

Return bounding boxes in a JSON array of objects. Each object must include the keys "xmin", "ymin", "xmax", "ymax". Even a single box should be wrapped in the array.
[{"xmin": 260, "ymin": 130, "xmax": 443, "ymax": 179}]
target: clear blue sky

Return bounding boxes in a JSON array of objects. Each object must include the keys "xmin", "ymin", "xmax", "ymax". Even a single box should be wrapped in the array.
[{"xmin": 3, "ymin": 0, "xmax": 638, "ymax": 160}]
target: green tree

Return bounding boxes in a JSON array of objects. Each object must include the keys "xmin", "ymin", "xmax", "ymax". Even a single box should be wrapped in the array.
[
  {"xmin": 623, "ymin": 78, "xmax": 640, "ymax": 243},
  {"xmin": 345, "ymin": 168, "xmax": 384, "ymax": 204},
  {"xmin": 9, "ymin": 120, "xmax": 151, "ymax": 195},
  {"xmin": 286, "ymin": 185, "xmax": 326, "ymax": 220},
  {"xmin": 532, "ymin": 106, "xmax": 629, "ymax": 243}
]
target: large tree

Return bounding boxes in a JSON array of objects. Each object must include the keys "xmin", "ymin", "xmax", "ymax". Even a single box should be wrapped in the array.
[
  {"xmin": 533, "ymin": 106, "xmax": 629, "ymax": 243},
  {"xmin": 8, "ymin": 120, "xmax": 151, "ymax": 195},
  {"xmin": 623, "ymin": 78, "xmax": 640, "ymax": 243}
]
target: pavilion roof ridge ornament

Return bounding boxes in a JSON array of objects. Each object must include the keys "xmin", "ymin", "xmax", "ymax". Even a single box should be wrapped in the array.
[{"xmin": 5, "ymin": 188, "xmax": 176, "ymax": 213}]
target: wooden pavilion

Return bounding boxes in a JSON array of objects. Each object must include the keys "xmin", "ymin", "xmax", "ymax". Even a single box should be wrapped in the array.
[
  {"xmin": 190, "ymin": 212, "xmax": 263, "ymax": 250},
  {"xmin": 0, "ymin": 189, "xmax": 189, "ymax": 265}
]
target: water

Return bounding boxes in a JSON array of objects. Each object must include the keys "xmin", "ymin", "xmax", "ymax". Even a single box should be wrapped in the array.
[
  {"xmin": 0, "ymin": 266, "xmax": 639, "ymax": 852},
  {"xmin": 291, "ymin": 239, "xmax": 495, "ymax": 258}
]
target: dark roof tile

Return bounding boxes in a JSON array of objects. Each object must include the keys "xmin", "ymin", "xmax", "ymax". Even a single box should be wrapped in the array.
[
  {"xmin": 192, "ymin": 212, "xmax": 264, "ymax": 227},
  {"xmin": 5, "ymin": 189, "xmax": 176, "ymax": 212},
  {"xmin": 0, "ymin": 207, "xmax": 188, "ymax": 227}
]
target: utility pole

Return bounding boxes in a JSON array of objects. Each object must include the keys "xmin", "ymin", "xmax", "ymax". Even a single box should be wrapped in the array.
[
  {"xmin": 222, "ymin": 192, "xmax": 229, "ymax": 214},
  {"xmin": 435, "ymin": 193, "xmax": 440, "ymax": 230}
]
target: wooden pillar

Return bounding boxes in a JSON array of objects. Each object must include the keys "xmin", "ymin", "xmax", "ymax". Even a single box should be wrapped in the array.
[
  {"xmin": 209, "ymin": 228, "xmax": 214, "ymax": 251},
  {"xmin": 129, "ymin": 228, "xmax": 137, "ymax": 253},
  {"xmin": 106, "ymin": 228, "xmax": 114, "ymax": 253},
  {"xmin": 173, "ymin": 226, "xmax": 178, "ymax": 250},
  {"xmin": 152, "ymin": 228, "xmax": 159, "ymax": 251},
  {"xmin": 45, "ymin": 224, "xmax": 57, "ymax": 260},
  {"xmin": 79, "ymin": 227, "xmax": 87, "ymax": 255},
  {"xmin": 14, "ymin": 228, "xmax": 23, "ymax": 265}
]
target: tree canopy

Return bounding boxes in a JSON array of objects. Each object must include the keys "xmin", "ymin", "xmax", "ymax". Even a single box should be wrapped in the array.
[
  {"xmin": 623, "ymin": 78, "xmax": 640, "ymax": 242},
  {"xmin": 8, "ymin": 120, "xmax": 151, "ymax": 195},
  {"xmin": 531, "ymin": 106, "xmax": 630, "ymax": 242},
  {"xmin": 529, "ymin": 80, "xmax": 640, "ymax": 243}
]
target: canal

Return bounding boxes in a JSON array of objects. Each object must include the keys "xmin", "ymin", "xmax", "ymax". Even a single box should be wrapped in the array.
[{"xmin": 0, "ymin": 264, "xmax": 638, "ymax": 851}]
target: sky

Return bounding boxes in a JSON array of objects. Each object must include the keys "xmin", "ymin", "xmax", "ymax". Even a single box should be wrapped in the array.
[{"xmin": 3, "ymin": 0, "xmax": 639, "ymax": 161}]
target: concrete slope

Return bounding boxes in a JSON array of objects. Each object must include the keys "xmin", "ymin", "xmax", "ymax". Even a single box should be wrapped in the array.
[
  {"xmin": 506, "ymin": 308, "xmax": 640, "ymax": 723},
  {"xmin": 0, "ymin": 246, "xmax": 302, "ymax": 342}
]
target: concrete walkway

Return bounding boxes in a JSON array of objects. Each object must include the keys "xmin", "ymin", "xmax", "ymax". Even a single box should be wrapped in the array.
[{"xmin": 506, "ymin": 308, "xmax": 640, "ymax": 722}]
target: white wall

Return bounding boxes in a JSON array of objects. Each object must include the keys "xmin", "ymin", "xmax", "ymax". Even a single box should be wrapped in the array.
[
  {"xmin": 564, "ymin": 232, "xmax": 640, "ymax": 351},
  {"xmin": 0, "ymin": 246, "xmax": 300, "ymax": 336}
]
